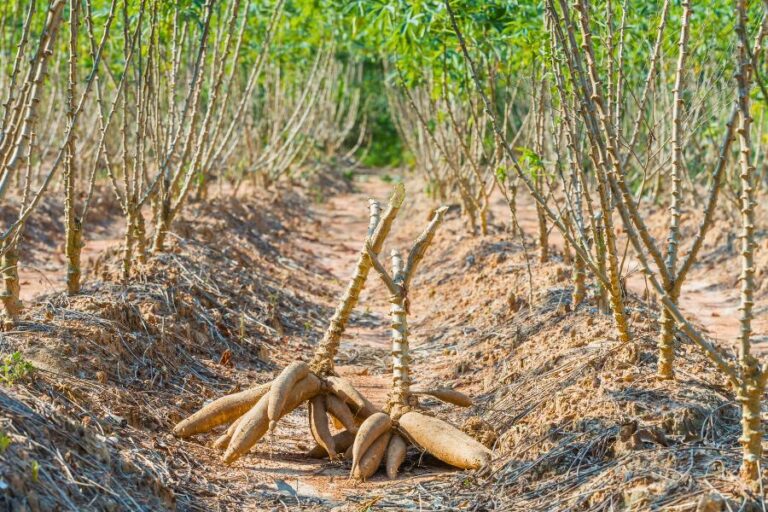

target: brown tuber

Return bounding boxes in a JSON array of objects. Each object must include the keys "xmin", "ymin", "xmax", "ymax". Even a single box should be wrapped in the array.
[
  {"xmin": 326, "ymin": 375, "xmax": 378, "ymax": 419},
  {"xmin": 308, "ymin": 395, "xmax": 337, "ymax": 459},
  {"xmin": 223, "ymin": 374, "xmax": 321, "ymax": 463},
  {"xmin": 325, "ymin": 394, "xmax": 359, "ymax": 434},
  {"xmin": 172, "ymin": 382, "xmax": 270, "ymax": 438},
  {"xmin": 213, "ymin": 415, "xmax": 244, "ymax": 450},
  {"xmin": 398, "ymin": 411, "xmax": 491, "ymax": 470},
  {"xmin": 351, "ymin": 412, "xmax": 392, "ymax": 475},
  {"xmin": 353, "ymin": 430, "xmax": 392, "ymax": 481},
  {"xmin": 267, "ymin": 361, "xmax": 310, "ymax": 432},
  {"xmin": 308, "ymin": 430, "xmax": 356, "ymax": 459},
  {"xmin": 412, "ymin": 387, "xmax": 473, "ymax": 407},
  {"xmin": 385, "ymin": 433, "xmax": 407, "ymax": 479}
]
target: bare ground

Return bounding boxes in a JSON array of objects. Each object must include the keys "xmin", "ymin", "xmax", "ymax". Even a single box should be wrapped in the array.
[{"xmin": 1, "ymin": 169, "xmax": 766, "ymax": 511}]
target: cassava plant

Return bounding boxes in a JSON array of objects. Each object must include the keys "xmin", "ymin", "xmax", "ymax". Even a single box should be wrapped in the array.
[
  {"xmin": 239, "ymin": 49, "xmax": 330, "ymax": 190},
  {"xmin": 63, "ymin": 0, "xmax": 119, "ymax": 294},
  {"xmin": 731, "ymin": 0, "xmax": 765, "ymax": 481},
  {"xmin": 390, "ymin": 71, "xmax": 496, "ymax": 235},
  {"xmin": 172, "ymin": 184, "xmax": 405, "ymax": 464},
  {"xmin": 444, "ymin": 0, "xmax": 629, "ymax": 346},
  {"xmin": 0, "ymin": 0, "xmax": 112, "ymax": 320},
  {"xmin": 311, "ymin": 58, "xmax": 366, "ymax": 161},
  {"xmin": 446, "ymin": 0, "xmax": 765, "ymax": 381},
  {"xmin": 348, "ymin": 207, "xmax": 491, "ymax": 480},
  {"xmin": 62, "ymin": 0, "xmax": 83, "ymax": 294},
  {"xmin": 543, "ymin": 0, "xmax": 761, "ymax": 379},
  {"xmin": 386, "ymin": 80, "xmax": 451, "ymax": 201},
  {"xmin": 0, "ymin": 1, "xmax": 67, "ymax": 324},
  {"xmin": 447, "ymin": 0, "xmax": 768, "ymax": 485},
  {"xmin": 581, "ymin": 8, "xmax": 768, "ymax": 479}
]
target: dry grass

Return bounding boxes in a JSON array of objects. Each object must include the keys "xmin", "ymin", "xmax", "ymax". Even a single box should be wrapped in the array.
[
  {"xmin": 1, "ymin": 186, "xmax": 344, "ymax": 510},
  {"xmin": 1, "ymin": 179, "xmax": 766, "ymax": 511},
  {"xmin": 351, "ymin": 218, "xmax": 767, "ymax": 511}
]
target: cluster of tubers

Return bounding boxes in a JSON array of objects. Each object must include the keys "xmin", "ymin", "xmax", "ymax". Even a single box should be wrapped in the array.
[{"xmin": 172, "ymin": 184, "xmax": 491, "ymax": 480}]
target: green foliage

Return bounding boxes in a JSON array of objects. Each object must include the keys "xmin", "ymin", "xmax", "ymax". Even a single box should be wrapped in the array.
[
  {"xmin": 517, "ymin": 147, "xmax": 545, "ymax": 180},
  {"xmin": 1, "ymin": 0, "xmax": 757, "ymax": 175},
  {"xmin": 1, "ymin": 352, "xmax": 35, "ymax": 386},
  {"xmin": 495, "ymin": 166, "xmax": 508, "ymax": 183},
  {"xmin": 359, "ymin": 61, "xmax": 404, "ymax": 167},
  {"xmin": 30, "ymin": 460, "xmax": 39, "ymax": 483},
  {"xmin": 0, "ymin": 431, "xmax": 10, "ymax": 453}
]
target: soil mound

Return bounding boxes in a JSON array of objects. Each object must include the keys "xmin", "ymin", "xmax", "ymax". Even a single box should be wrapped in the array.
[
  {"xmin": 1, "ymin": 187, "xmax": 337, "ymax": 510},
  {"xmin": 356, "ymin": 222, "xmax": 761, "ymax": 510}
]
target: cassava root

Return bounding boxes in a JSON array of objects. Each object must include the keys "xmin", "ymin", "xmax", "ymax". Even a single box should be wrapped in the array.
[
  {"xmin": 326, "ymin": 375, "xmax": 378, "ymax": 419},
  {"xmin": 351, "ymin": 412, "xmax": 392, "ymax": 475},
  {"xmin": 353, "ymin": 430, "xmax": 392, "ymax": 481},
  {"xmin": 172, "ymin": 382, "xmax": 271, "ymax": 438},
  {"xmin": 325, "ymin": 393, "xmax": 359, "ymax": 433},
  {"xmin": 308, "ymin": 395, "xmax": 337, "ymax": 459},
  {"xmin": 308, "ymin": 430, "xmax": 356, "ymax": 459},
  {"xmin": 224, "ymin": 374, "xmax": 321, "ymax": 463},
  {"xmin": 412, "ymin": 387, "xmax": 474, "ymax": 407},
  {"xmin": 268, "ymin": 361, "xmax": 310, "ymax": 432},
  {"xmin": 213, "ymin": 415, "xmax": 244, "ymax": 450},
  {"xmin": 398, "ymin": 411, "xmax": 491, "ymax": 470},
  {"xmin": 385, "ymin": 434, "xmax": 407, "ymax": 480}
]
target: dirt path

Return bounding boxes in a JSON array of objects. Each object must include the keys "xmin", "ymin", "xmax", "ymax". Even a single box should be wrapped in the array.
[
  {"xmin": 274, "ymin": 175, "xmax": 410, "ymax": 504},
  {"xmin": 200, "ymin": 175, "xmax": 413, "ymax": 507}
]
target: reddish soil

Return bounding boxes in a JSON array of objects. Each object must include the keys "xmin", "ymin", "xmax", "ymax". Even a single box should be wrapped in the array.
[{"xmin": 1, "ymin": 170, "xmax": 765, "ymax": 510}]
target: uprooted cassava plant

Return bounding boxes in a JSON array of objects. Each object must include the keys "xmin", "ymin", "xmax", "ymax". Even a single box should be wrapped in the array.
[
  {"xmin": 345, "ymin": 206, "xmax": 491, "ymax": 480},
  {"xmin": 172, "ymin": 184, "xmax": 405, "ymax": 463}
]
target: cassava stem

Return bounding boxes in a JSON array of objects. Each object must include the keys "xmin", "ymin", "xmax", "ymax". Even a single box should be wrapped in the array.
[
  {"xmin": 310, "ymin": 183, "xmax": 405, "ymax": 375},
  {"xmin": 734, "ymin": 0, "xmax": 765, "ymax": 482},
  {"xmin": 358, "ymin": 204, "xmax": 489, "ymax": 479},
  {"xmin": 367, "ymin": 207, "xmax": 449, "ymax": 417},
  {"xmin": 657, "ymin": 0, "xmax": 692, "ymax": 379}
]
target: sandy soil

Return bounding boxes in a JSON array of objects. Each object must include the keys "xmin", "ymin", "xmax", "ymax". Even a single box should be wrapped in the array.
[
  {"xmin": 1, "ymin": 169, "xmax": 766, "ymax": 511},
  {"xmin": 503, "ymin": 192, "xmax": 767, "ymax": 351}
]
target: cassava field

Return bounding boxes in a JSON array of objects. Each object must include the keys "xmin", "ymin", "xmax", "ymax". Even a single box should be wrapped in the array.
[{"xmin": 2, "ymin": 0, "xmax": 768, "ymax": 510}]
